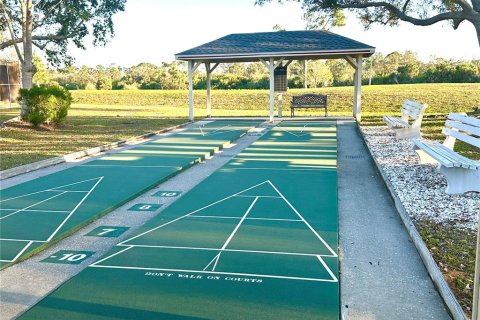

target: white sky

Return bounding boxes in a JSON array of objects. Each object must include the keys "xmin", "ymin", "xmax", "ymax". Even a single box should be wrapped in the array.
[{"xmin": 62, "ymin": 0, "xmax": 480, "ymax": 67}]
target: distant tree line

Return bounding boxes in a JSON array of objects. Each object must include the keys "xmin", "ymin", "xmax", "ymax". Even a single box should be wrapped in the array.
[{"xmin": 33, "ymin": 51, "xmax": 480, "ymax": 90}]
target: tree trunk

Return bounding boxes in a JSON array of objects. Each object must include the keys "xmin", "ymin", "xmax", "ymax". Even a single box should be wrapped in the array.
[
  {"xmin": 20, "ymin": 0, "xmax": 34, "ymax": 119},
  {"xmin": 474, "ymin": 16, "xmax": 480, "ymax": 47}
]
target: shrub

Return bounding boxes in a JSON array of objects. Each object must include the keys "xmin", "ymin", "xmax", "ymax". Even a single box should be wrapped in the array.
[
  {"xmin": 97, "ymin": 76, "xmax": 112, "ymax": 90},
  {"xmin": 19, "ymin": 85, "xmax": 72, "ymax": 126}
]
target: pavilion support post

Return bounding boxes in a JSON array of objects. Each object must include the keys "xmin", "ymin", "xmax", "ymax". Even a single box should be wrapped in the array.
[
  {"xmin": 188, "ymin": 60, "xmax": 194, "ymax": 121},
  {"xmin": 303, "ymin": 60, "xmax": 308, "ymax": 89},
  {"xmin": 206, "ymin": 63, "xmax": 212, "ymax": 118},
  {"xmin": 353, "ymin": 55, "xmax": 363, "ymax": 122},
  {"xmin": 269, "ymin": 57, "xmax": 275, "ymax": 122}
]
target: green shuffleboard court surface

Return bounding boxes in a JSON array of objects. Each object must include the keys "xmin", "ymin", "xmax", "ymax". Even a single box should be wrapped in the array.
[
  {"xmin": 19, "ymin": 121, "xmax": 339, "ymax": 320},
  {"xmin": 0, "ymin": 120, "xmax": 259, "ymax": 268}
]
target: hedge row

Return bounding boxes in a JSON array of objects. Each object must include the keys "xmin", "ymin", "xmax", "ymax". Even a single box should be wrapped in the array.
[{"xmin": 70, "ymin": 83, "xmax": 480, "ymax": 114}]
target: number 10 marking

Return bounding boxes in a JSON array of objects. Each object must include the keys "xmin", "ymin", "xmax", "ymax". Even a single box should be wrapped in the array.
[
  {"xmin": 153, "ymin": 190, "xmax": 182, "ymax": 198},
  {"xmin": 42, "ymin": 250, "xmax": 95, "ymax": 265}
]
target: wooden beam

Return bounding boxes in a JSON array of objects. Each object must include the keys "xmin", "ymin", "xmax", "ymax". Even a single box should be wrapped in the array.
[
  {"xmin": 259, "ymin": 58, "xmax": 269, "ymax": 69},
  {"xmin": 345, "ymin": 55, "xmax": 357, "ymax": 69},
  {"xmin": 210, "ymin": 62, "xmax": 220, "ymax": 73},
  {"xmin": 192, "ymin": 61, "xmax": 202, "ymax": 73},
  {"xmin": 188, "ymin": 60, "xmax": 194, "ymax": 121},
  {"xmin": 206, "ymin": 63, "xmax": 212, "ymax": 118},
  {"xmin": 269, "ymin": 57, "xmax": 275, "ymax": 122},
  {"xmin": 353, "ymin": 55, "xmax": 363, "ymax": 122},
  {"xmin": 273, "ymin": 58, "xmax": 285, "ymax": 69}
]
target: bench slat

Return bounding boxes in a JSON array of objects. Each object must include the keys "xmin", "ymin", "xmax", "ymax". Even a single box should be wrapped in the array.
[
  {"xmin": 432, "ymin": 144, "xmax": 479, "ymax": 169},
  {"xmin": 415, "ymin": 140, "xmax": 480, "ymax": 169},
  {"xmin": 445, "ymin": 120, "xmax": 480, "ymax": 136},
  {"xmin": 402, "ymin": 104, "xmax": 422, "ymax": 117},
  {"xmin": 383, "ymin": 116, "xmax": 410, "ymax": 128},
  {"xmin": 443, "ymin": 128, "xmax": 480, "ymax": 149},
  {"xmin": 415, "ymin": 140, "xmax": 456, "ymax": 168},
  {"xmin": 448, "ymin": 113, "xmax": 480, "ymax": 128},
  {"xmin": 402, "ymin": 108, "xmax": 419, "ymax": 119}
]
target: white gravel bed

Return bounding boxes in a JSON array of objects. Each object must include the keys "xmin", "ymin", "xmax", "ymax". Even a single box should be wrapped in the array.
[{"xmin": 361, "ymin": 126, "xmax": 480, "ymax": 230}]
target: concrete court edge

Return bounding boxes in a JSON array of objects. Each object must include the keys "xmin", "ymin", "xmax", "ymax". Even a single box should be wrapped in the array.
[
  {"xmin": 0, "ymin": 121, "xmax": 259, "ymax": 270},
  {"xmin": 357, "ymin": 125, "xmax": 466, "ymax": 320},
  {"xmin": 0, "ymin": 121, "xmax": 191, "ymax": 180}
]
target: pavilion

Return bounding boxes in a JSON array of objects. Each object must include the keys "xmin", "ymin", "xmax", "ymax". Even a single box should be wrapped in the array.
[{"xmin": 175, "ymin": 30, "xmax": 375, "ymax": 122}]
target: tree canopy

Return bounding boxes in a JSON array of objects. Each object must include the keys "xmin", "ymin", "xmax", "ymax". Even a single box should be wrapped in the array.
[
  {"xmin": 0, "ymin": 0, "xmax": 126, "ymax": 117},
  {"xmin": 0, "ymin": 0, "xmax": 126, "ymax": 64},
  {"xmin": 256, "ymin": 0, "xmax": 480, "ymax": 46}
]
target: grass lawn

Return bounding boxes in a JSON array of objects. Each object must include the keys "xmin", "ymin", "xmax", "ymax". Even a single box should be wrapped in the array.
[{"xmin": 0, "ymin": 105, "xmax": 187, "ymax": 170}]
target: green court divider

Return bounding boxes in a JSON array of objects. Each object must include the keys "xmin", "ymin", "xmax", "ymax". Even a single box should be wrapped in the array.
[
  {"xmin": 19, "ymin": 121, "xmax": 339, "ymax": 320},
  {"xmin": 0, "ymin": 120, "xmax": 260, "ymax": 269}
]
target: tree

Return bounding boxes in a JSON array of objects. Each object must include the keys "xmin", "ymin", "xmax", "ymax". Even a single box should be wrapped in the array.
[
  {"xmin": 0, "ymin": 0, "xmax": 126, "ymax": 117},
  {"xmin": 256, "ymin": 0, "xmax": 480, "ymax": 47},
  {"xmin": 303, "ymin": 8, "xmax": 345, "ymax": 30},
  {"xmin": 32, "ymin": 55, "xmax": 49, "ymax": 85}
]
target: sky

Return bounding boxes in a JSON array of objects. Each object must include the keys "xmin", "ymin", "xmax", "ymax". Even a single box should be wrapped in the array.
[{"xmin": 64, "ymin": 0, "xmax": 480, "ymax": 67}]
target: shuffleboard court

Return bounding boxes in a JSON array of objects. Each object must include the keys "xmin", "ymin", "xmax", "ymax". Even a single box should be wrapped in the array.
[
  {"xmin": 0, "ymin": 120, "xmax": 260, "ymax": 268},
  {"xmin": 19, "ymin": 121, "xmax": 339, "ymax": 319}
]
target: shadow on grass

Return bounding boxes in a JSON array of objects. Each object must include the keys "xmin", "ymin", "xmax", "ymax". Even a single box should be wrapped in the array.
[{"xmin": 0, "ymin": 116, "xmax": 188, "ymax": 171}]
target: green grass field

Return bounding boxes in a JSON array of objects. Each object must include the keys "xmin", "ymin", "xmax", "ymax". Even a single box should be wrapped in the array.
[
  {"xmin": 2, "ymin": 83, "xmax": 479, "ymax": 171},
  {"xmin": 70, "ymin": 83, "xmax": 480, "ymax": 114}
]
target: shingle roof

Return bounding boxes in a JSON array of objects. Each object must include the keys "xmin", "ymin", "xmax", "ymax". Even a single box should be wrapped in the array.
[{"xmin": 175, "ymin": 30, "xmax": 375, "ymax": 61}]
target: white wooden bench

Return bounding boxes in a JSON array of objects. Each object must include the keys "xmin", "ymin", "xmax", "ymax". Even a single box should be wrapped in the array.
[
  {"xmin": 413, "ymin": 113, "xmax": 480, "ymax": 194},
  {"xmin": 383, "ymin": 99, "xmax": 428, "ymax": 139}
]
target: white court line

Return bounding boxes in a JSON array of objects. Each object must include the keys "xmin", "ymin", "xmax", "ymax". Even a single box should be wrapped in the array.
[
  {"xmin": 118, "ymin": 181, "xmax": 271, "ymax": 245},
  {"xmin": 89, "ymin": 265, "xmax": 337, "ymax": 283},
  {"xmin": 199, "ymin": 126, "xmax": 205, "ymax": 136},
  {"xmin": 204, "ymin": 197, "xmax": 258, "ymax": 272},
  {"xmin": 46, "ymin": 190, "xmax": 90, "ymax": 193},
  {"xmin": 46, "ymin": 177, "xmax": 103, "ymax": 242},
  {"xmin": 0, "ymin": 177, "xmax": 103, "ymax": 203},
  {"xmin": 0, "ymin": 209, "xmax": 70, "ymax": 213},
  {"xmin": 267, "ymin": 180, "xmax": 338, "ymax": 258},
  {"xmin": 317, "ymin": 255, "xmax": 338, "ymax": 282},
  {"xmin": 11, "ymin": 241, "xmax": 34, "ymax": 262},
  {"xmin": 0, "ymin": 238, "xmax": 46, "ymax": 242},
  {"xmin": 234, "ymin": 195, "xmax": 281, "ymax": 198},
  {"xmin": 275, "ymin": 124, "xmax": 329, "ymax": 137},
  {"xmin": 0, "ymin": 190, "xmax": 61, "ymax": 203},
  {"xmin": 202, "ymin": 125, "xmax": 231, "ymax": 135},
  {"xmin": 115, "ymin": 244, "xmax": 334, "ymax": 258},
  {"xmin": 203, "ymin": 255, "xmax": 218, "ymax": 271},
  {"xmin": 189, "ymin": 215, "xmax": 302, "ymax": 222},
  {"xmin": 0, "ymin": 192, "xmax": 67, "ymax": 220},
  {"xmin": 79, "ymin": 165, "xmax": 181, "ymax": 169},
  {"xmin": 90, "ymin": 246, "xmax": 133, "ymax": 267},
  {"xmin": 224, "ymin": 167, "xmax": 327, "ymax": 171}
]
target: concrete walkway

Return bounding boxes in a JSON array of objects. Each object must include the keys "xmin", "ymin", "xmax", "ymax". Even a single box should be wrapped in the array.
[{"xmin": 337, "ymin": 121, "xmax": 451, "ymax": 320}]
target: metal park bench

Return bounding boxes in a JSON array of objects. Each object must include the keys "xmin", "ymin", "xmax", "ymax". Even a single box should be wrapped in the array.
[
  {"xmin": 291, "ymin": 94, "xmax": 327, "ymax": 117},
  {"xmin": 383, "ymin": 99, "xmax": 428, "ymax": 139},
  {"xmin": 413, "ymin": 113, "xmax": 480, "ymax": 194}
]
